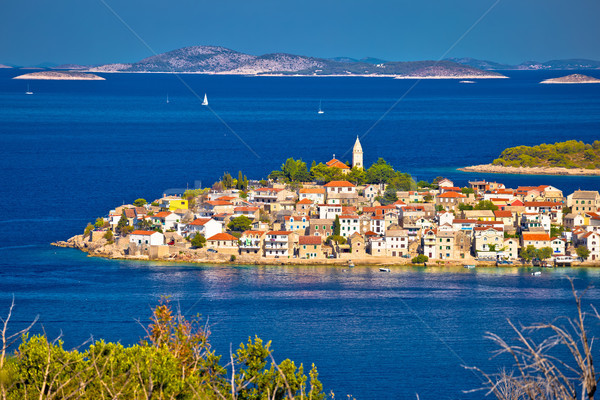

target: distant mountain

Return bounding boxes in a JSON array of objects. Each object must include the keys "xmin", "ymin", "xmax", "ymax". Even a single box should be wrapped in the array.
[
  {"xmin": 0, "ymin": 64, "xmax": 12, "ymax": 68},
  {"xmin": 51, "ymin": 64, "xmax": 91, "ymax": 70},
  {"xmin": 88, "ymin": 45, "xmax": 504, "ymax": 78},
  {"xmin": 329, "ymin": 56, "xmax": 388, "ymax": 65},
  {"xmin": 445, "ymin": 57, "xmax": 514, "ymax": 70},
  {"xmin": 448, "ymin": 57, "xmax": 600, "ymax": 70}
]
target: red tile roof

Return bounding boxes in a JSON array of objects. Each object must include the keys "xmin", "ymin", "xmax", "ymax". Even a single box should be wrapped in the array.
[
  {"xmin": 299, "ymin": 236, "xmax": 322, "ymax": 245},
  {"xmin": 153, "ymin": 211, "xmax": 172, "ymax": 218},
  {"xmin": 206, "ymin": 200, "xmax": 233, "ymax": 206},
  {"xmin": 207, "ymin": 233, "xmax": 238, "ymax": 241},
  {"xmin": 494, "ymin": 210, "xmax": 513, "ymax": 218},
  {"xmin": 297, "ymin": 198, "xmax": 313, "ymax": 204}
]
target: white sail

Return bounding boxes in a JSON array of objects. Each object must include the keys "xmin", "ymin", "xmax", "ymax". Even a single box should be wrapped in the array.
[
  {"xmin": 202, "ymin": 93, "xmax": 208, "ymax": 106},
  {"xmin": 26, "ymin": 84, "xmax": 33, "ymax": 95},
  {"xmin": 317, "ymin": 100, "xmax": 324, "ymax": 114}
]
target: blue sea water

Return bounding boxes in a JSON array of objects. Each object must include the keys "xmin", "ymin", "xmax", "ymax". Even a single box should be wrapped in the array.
[{"xmin": 1, "ymin": 69, "xmax": 600, "ymax": 399}]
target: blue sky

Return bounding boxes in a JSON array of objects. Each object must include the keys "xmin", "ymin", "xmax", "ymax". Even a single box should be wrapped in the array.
[{"xmin": 1, "ymin": 0, "xmax": 599, "ymax": 66}]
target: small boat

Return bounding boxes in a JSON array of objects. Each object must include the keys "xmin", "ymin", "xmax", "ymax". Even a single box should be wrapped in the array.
[
  {"xmin": 348, "ymin": 261, "xmax": 354, "ymax": 268},
  {"xmin": 459, "ymin": 80, "xmax": 475, "ymax": 84},
  {"xmin": 463, "ymin": 264, "xmax": 476, "ymax": 269},
  {"xmin": 202, "ymin": 93, "xmax": 208, "ymax": 106},
  {"xmin": 317, "ymin": 100, "xmax": 324, "ymax": 114},
  {"xmin": 379, "ymin": 267, "xmax": 390, "ymax": 272},
  {"xmin": 166, "ymin": 93, "xmax": 169, "ymax": 104},
  {"xmin": 25, "ymin": 84, "xmax": 33, "ymax": 95},
  {"xmin": 532, "ymin": 271, "xmax": 541, "ymax": 276}
]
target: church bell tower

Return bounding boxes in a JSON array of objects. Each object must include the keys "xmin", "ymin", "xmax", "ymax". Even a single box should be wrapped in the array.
[{"xmin": 352, "ymin": 136, "xmax": 363, "ymax": 169}]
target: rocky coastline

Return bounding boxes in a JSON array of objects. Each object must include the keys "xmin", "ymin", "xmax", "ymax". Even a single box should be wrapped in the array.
[
  {"xmin": 540, "ymin": 74, "xmax": 600, "ymax": 84},
  {"xmin": 458, "ymin": 163, "xmax": 600, "ymax": 176},
  {"xmin": 12, "ymin": 71, "xmax": 105, "ymax": 80}
]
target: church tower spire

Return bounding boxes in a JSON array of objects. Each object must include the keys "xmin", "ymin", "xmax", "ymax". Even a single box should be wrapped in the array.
[{"xmin": 352, "ymin": 136, "xmax": 363, "ymax": 169}]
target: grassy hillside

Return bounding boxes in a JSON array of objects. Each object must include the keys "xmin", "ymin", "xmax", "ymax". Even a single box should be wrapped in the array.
[{"xmin": 492, "ymin": 140, "xmax": 600, "ymax": 169}]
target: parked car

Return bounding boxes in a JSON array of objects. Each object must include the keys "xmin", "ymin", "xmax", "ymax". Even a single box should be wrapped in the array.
[{"xmin": 207, "ymin": 248, "xmax": 218, "ymax": 253}]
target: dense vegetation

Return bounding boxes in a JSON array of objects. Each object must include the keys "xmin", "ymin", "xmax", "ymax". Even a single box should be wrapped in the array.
[
  {"xmin": 492, "ymin": 140, "xmax": 600, "ymax": 169},
  {"xmin": 0, "ymin": 299, "xmax": 326, "ymax": 400},
  {"xmin": 268, "ymin": 157, "xmax": 416, "ymax": 203}
]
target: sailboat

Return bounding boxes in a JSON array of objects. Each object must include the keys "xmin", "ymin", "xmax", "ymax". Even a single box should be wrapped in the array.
[
  {"xmin": 317, "ymin": 100, "xmax": 324, "ymax": 114},
  {"xmin": 166, "ymin": 93, "xmax": 169, "ymax": 104},
  {"xmin": 202, "ymin": 93, "xmax": 208, "ymax": 106},
  {"xmin": 25, "ymin": 84, "xmax": 33, "ymax": 95}
]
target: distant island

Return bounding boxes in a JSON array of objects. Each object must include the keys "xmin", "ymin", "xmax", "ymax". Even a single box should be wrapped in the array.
[
  {"xmin": 12, "ymin": 71, "xmax": 105, "ymax": 80},
  {"xmin": 0, "ymin": 64, "xmax": 12, "ymax": 69},
  {"xmin": 459, "ymin": 140, "xmax": 600, "ymax": 176},
  {"xmin": 446, "ymin": 57, "xmax": 600, "ymax": 71},
  {"xmin": 84, "ymin": 45, "xmax": 506, "ymax": 79},
  {"xmin": 540, "ymin": 74, "xmax": 600, "ymax": 84}
]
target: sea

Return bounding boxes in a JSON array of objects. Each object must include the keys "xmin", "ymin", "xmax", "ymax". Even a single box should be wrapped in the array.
[{"xmin": 0, "ymin": 69, "xmax": 600, "ymax": 399}]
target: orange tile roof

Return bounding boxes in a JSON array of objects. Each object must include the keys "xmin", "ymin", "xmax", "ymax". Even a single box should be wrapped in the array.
[
  {"xmin": 131, "ymin": 230, "xmax": 158, "ymax": 236},
  {"xmin": 494, "ymin": 210, "xmax": 513, "ymax": 218},
  {"xmin": 324, "ymin": 180, "xmax": 355, "ymax": 188},
  {"xmin": 297, "ymin": 198, "xmax": 313, "ymax": 204},
  {"xmin": 153, "ymin": 211, "xmax": 172, "ymax": 218},
  {"xmin": 438, "ymin": 192, "xmax": 466, "ymax": 198},
  {"xmin": 299, "ymin": 188, "xmax": 325, "ymax": 194},
  {"xmin": 207, "ymin": 233, "xmax": 238, "ymax": 241},
  {"xmin": 189, "ymin": 218, "xmax": 212, "ymax": 226},
  {"xmin": 522, "ymin": 232, "xmax": 551, "ymax": 241},
  {"xmin": 327, "ymin": 160, "xmax": 350, "ymax": 169},
  {"xmin": 206, "ymin": 200, "xmax": 233, "ymax": 206},
  {"xmin": 234, "ymin": 206, "xmax": 259, "ymax": 211},
  {"xmin": 242, "ymin": 230, "xmax": 266, "ymax": 236},
  {"xmin": 254, "ymin": 187, "xmax": 284, "ymax": 192},
  {"xmin": 524, "ymin": 201, "xmax": 559, "ymax": 207},
  {"xmin": 266, "ymin": 231, "xmax": 293, "ymax": 236}
]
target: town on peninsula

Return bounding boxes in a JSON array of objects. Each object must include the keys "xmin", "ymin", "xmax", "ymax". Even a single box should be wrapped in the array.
[{"xmin": 54, "ymin": 138, "xmax": 600, "ymax": 267}]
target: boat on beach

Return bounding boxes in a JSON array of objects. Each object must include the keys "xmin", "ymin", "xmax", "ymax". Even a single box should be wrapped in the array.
[
  {"xmin": 463, "ymin": 264, "xmax": 476, "ymax": 269},
  {"xmin": 379, "ymin": 267, "xmax": 390, "ymax": 272}
]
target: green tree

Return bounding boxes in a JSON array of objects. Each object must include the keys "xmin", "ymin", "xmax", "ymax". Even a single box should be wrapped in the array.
[
  {"xmin": 576, "ymin": 245, "xmax": 591, "ymax": 260},
  {"xmin": 116, "ymin": 212, "xmax": 129, "ymax": 236},
  {"xmin": 537, "ymin": 246, "xmax": 553, "ymax": 261},
  {"xmin": 221, "ymin": 172, "xmax": 234, "ymax": 189},
  {"xmin": 103, "ymin": 230, "xmax": 114, "ymax": 243},
  {"xmin": 327, "ymin": 235, "xmax": 346, "ymax": 244},
  {"xmin": 461, "ymin": 187, "xmax": 475, "ymax": 195},
  {"xmin": 474, "ymin": 200, "xmax": 498, "ymax": 211},
  {"xmin": 365, "ymin": 158, "xmax": 396, "ymax": 184},
  {"xmin": 381, "ymin": 186, "xmax": 398, "ymax": 205},
  {"xmin": 133, "ymin": 198, "xmax": 147, "ymax": 207},
  {"xmin": 458, "ymin": 203, "xmax": 473, "ymax": 211},
  {"xmin": 333, "ymin": 215, "xmax": 341, "ymax": 236},
  {"xmin": 227, "ymin": 215, "xmax": 253, "ymax": 232},
  {"xmin": 94, "ymin": 217, "xmax": 105, "ymax": 229},
  {"xmin": 519, "ymin": 245, "xmax": 538, "ymax": 263},
  {"xmin": 83, "ymin": 223, "xmax": 94, "ymax": 237},
  {"xmin": 137, "ymin": 218, "xmax": 153, "ymax": 230},
  {"xmin": 412, "ymin": 254, "xmax": 429, "ymax": 264},
  {"xmin": 190, "ymin": 234, "xmax": 206, "ymax": 248},
  {"xmin": 310, "ymin": 163, "xmax": 343, "ymax": 183},
  {"xmin": 347, "ymin": 167, "xmax": 366, "ymax": 185}
]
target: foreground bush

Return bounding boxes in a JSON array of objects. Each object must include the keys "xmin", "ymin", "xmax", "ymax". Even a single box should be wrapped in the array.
[{"xmin": 0, "ymin": 298, "xmax": 325, "ymax": 400}]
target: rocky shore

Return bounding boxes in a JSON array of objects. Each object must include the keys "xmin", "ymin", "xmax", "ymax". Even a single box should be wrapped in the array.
[
  {"xmin": 540, "ymin": 74, "xmax": 600, "ymax": 84},
  {"xmin": 52, "ymin": 234, "xmax": 494, "ymax": 267},
  {"xmin": 458, "ymin": 163, "xmax": 600, "ymax": 176},
  {"xmin": 13, "ymin": 71, "xmax": 105, "ymax": 80}
]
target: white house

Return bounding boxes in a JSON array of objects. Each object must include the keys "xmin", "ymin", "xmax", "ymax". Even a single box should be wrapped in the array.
[
  {"xmin": 298, "ymin": 188, "xmax": 325, "ymax": 204},
  {"xmin": 130, "ymin": 230, "xmax": 164, "ymax": 246},
  {"xmin": 339, "ymin": 215, "xmax": 360, "ymax": 238},
  {"xmin": 186, "ymin": 218, "xmax": 222, "ymax": 239},
  {"xmin": 151, "ymin": 211, "xmax": 180, "ymax": 231},
  {"xmin": 318, "ymin": 204, "xmax": 343, "ymax": 220}
]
